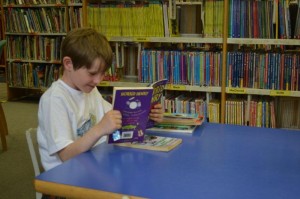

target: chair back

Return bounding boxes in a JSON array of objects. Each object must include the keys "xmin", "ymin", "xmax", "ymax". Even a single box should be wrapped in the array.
[{"xmin": 25, "ymin": 128, "xmax": 42, "ymax": 199}]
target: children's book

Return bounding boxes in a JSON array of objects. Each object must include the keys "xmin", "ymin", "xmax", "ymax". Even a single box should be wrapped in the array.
[
  {"xmin": 108, "ymin": 79, "xmax": 167, "ymax": 144},
  {"xmin": 160, "ymin": 113, "xmax": 204, "ymax": 126},
  {"xmin": 146, "ymin": 113, "xmax": 203, "ymax": 134},
  {"xmin": 114, "ymin": 135, "xmax": 182, "ymax": 152},
  {"xmin": 146, "ymin": 79, "xmax": 168, "ymax": 128},
  {"xmin": 146, "ymin": 124, "xmax": 198, "ymax": 134},
  {"xmin": 108, "ymin": 87, "xmax": 154, "ymax": 144}
]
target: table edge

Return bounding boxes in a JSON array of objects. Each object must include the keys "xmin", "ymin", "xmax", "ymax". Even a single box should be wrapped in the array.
[{"xmin": 34, "ymin": 179, "xmax": 144, "ymax": 199}]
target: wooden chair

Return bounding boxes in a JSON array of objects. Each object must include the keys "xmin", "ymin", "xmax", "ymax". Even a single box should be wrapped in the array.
[
  {"xmin": 26, "ymin": 128, "xmax": 42, "ymax": 199},
  {"xmin": 0, "ymin": 40, "xmax": 7, "ymax": 151},
  {"xmin": 0, "ymin": 102, "xmax": 8, "ymax": 151}
]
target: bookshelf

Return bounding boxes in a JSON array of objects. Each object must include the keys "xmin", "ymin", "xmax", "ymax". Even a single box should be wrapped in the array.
[
  {"xmin": 82, "ymin": 0, "xmax": 300, "ymax": 129},
  {"xmin": 1, "ymin": 0, "xmax": 83, "ymax": 100},
  {"xmin": 0, "ymin": 3, "xmax": 6, "ymax": 82},
  {"xmin": 1, "ymin": 0, "xmax": 299, "ymax": 129}
]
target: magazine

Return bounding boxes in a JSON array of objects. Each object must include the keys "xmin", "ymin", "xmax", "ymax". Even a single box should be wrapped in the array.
[
  {"xmin": 146, "ymin": 79, "xmax": 168, "ymax": 128},
  {"xmin": 108, "ymin": 87, "xmax": 153, "ymax": 144},
  {"xmin": 114, "ymin": 135, "xmax": 182, "ymax": 152}
]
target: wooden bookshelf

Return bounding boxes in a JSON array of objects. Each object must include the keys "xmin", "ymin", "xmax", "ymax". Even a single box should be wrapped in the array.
[
  {"xmin": 0, "ymin": 4, "xmax": 6, "ymax": 85},
  {"xmin": 1, "ymin": 0, "xmax": 299, "ymax": 129},
  {"xmin": 1, "ymin": 0, "xmax": 83, "ymax": 100},
  {"xmin": 81, "ymin": 0, "xmax": 300, "ymax": 129}
]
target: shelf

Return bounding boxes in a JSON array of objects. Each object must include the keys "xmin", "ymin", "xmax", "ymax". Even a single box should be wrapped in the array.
[
  {"xmin": 3, "ymin": 4, "xmax": 66, "ymax": 8},
  {"xmin": 5, "ymin": 32, "xmax": 66, "ymax": 36},
  {"xmin": 68, "ymin": 3, "xmax": 83, "ymax": 7},
  {"xmin": 176, "ymin": 1, "xmax": 202, "ymax": 5},
  {"xmin": 108, "ymin": 36, "xmax": 223, "ymax": 44},
  {"xmin": 6, "ymin": 59, "xmax": 61, "ymax": 64},
  {"xmin": 98, "ymin": 80, "xmax": 221, "ymax": 93},
  {"xmin": 226, "ymin": 87, "xmax": 300, "ymax": 97},
  {"xmin": 227, "ymin": 38, "xmax": 300, "ymax": 46}
]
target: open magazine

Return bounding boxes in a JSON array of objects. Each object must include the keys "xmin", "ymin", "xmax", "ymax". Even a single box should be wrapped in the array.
[
  {"xmin": 114, "ymin": 135, "xmax": 182, "ymax": 152},
  {"xmin": 108, "ymin": 79, "xmax": 168, "ymax": 144}
]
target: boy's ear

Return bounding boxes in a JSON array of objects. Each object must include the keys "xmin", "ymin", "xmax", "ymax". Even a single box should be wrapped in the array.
[{"xmin": 63, "ymin": 56, "xmax": 73, "ymax": 71}]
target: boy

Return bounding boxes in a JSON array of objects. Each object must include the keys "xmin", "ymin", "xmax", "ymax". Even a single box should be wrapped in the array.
[{"xmin": 37, "ymin": 27, "xmax": 163, "ymax": 171}]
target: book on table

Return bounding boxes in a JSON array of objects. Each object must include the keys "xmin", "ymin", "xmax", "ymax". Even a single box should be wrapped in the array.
[
  {"xmin": 107, "ymin": 79, "xmax": 168, "ymax": 144},
  {"xmin": 114, "ymin": 134, "xmax": 182, "ymax": 152},
  {"xmin": 147, "ymin": 113, "xmax": 204, "ymax": 134}
]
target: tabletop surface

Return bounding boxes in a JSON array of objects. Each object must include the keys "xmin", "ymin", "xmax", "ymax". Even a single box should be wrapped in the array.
[{"xmin": 36, "ymin": 123, "xmax": 300, "ymax": 199}]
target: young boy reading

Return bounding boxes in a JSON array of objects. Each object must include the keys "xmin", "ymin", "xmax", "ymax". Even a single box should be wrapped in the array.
[{"xmin": 37, "ymin": 28, "xmax": 164, "ymax": 171}]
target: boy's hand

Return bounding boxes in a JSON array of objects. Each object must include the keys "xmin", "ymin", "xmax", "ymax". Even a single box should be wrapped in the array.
[
  {"xmin": 98, "ymin": 110, "xmax": 122, "ymax": 135},
  {"xmin": 149, "ymin": 103, "xmax": 164, "ymax": 123}
]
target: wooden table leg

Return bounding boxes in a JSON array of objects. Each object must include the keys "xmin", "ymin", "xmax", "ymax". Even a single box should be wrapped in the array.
[{"xmin": 0, "ymin": 103, "xmax": 8, "ymax": 151}]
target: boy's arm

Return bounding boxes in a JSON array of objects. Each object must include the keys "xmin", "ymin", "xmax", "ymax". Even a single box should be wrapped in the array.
[{"xmin": 57, "ymin": 110, "xmax": 122, "ymax": 162}]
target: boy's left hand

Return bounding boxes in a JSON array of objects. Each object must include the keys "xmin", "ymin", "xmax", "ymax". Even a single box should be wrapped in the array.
[{"xmin": 149, "ymin": 103, "xmax": 164, "ymax": 123}]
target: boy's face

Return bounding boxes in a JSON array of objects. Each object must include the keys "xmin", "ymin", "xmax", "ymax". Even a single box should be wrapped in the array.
[{"xmin": 68, "ymin": 58, "xmax": 106, "ymax": 93}]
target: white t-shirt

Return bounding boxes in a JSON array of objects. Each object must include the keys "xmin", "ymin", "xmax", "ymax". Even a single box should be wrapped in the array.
[{"xmin": 37, "ymin": 79, "xmax": 112, "ymax": 171}]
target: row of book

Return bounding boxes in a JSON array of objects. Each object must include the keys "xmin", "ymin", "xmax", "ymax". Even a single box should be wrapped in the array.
[
  {"xmin": 7, "ymin": 47, "xmax": 300, "ymax": 92},
  {"xmin": 5, "ymin": 7, "xmax": 67, "ymax": 34},
  {"xmin": 4, "ymin": 0, "xmax": 66, "ymax": 4},
  {"xmin": 203, "ymin": 0, "xmax": 224, "ymax": 37},
  {"xmin": 138, "ymin": 49, "xmax": 222, "ymax": 86},
  {"xmin": 6, "ymin": 35, "xmax": 63, "ymax": 62},
  {"xmin": 87, "ymin": 2, "xmax": 165, "ymax": 37},
  {"xmin": 225, "ymin": 98, "xmax": 276, "ymax": 128},
  {"xmin": 227, "ymin": 51, "xmax": 300, "ymax": 91},
  {"xmin": 68, "ymin": 6, "xmax": 83, "ymax": 30},
  {"xmin": 7, "ymin": 62, "xmax": 62, "ymax": 88},
  {"xmin": 276, "ymin": 97, "xmax": 300, "ymax": 129},
  {"xmin": 162, "ymin": 94, "xmax": 207, "ymax": 119},
  {"xmin": 228, "ymin": 0, "xmax": 300, "ymax": 39}
]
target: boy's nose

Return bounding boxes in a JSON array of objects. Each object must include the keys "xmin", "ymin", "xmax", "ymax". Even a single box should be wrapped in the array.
[{"xmin": 94, "ymin": 74, "xmax": 103, "ymax": 85}]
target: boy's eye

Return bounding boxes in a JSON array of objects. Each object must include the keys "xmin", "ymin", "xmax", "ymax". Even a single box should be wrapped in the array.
[{"xmin": 89, "ymin": 72, "xmax": 97, "ymax": 76}]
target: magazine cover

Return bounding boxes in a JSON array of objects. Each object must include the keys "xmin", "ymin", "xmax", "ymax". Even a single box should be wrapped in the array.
[
  {"xmin": 146, "ymin": 79, "xmax": 168, "ymax": 128},
  {"xmin": 108, "ymin": 87, "xmax": 154, "ymax": 144},
  {"xmin": 115, "ymin": 135, "xmax": 182, "ymax": 152}
]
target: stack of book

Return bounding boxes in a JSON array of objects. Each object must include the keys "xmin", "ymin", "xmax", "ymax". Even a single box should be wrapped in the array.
[{"xmin": 147, "ymin": 113, "xmax": 204, "ymax": 134}]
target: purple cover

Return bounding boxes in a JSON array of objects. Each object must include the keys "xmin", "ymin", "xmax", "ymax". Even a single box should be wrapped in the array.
[{"xmin": 108, "ymin": 87, "xmax": 154, "ymax": 144}]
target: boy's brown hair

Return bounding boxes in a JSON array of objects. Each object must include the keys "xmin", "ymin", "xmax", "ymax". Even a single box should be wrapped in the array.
[{"xmin": 61, "ymin": 27, "xmax": 113, "ymax": 71}]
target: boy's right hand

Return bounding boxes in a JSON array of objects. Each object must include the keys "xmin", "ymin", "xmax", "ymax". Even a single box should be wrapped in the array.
[{"xmin": 98, "ymin": 110, "xmax": 122, "ymax": 135}]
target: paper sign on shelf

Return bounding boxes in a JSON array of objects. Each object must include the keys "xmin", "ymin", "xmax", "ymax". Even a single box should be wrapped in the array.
[
  {"xmin": 166, "ymin": 84, "xmax": 186, "ymax": 91},
  {"xmin": 227, "ymin": 88, "xmax": 246, "ymax": 94},
  {"xmin": 270, "ymin": 90, "xmax": 291, "ymax": 96}
]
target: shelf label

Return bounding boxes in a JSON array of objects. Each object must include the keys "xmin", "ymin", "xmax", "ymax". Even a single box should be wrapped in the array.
[
  {"xmin": 166, "ymin": 84, "xmax": 186, "ymax": 90},
  {"xmin": 134, "ymin": 37, "xmax": 149, "ymax": 42},
  {"xmin": 98, "ymin": 81, "xmax": 110, "ymax": 86},
  {"xmin": 270, "ymin": 90, "xmax": 291, "ymax": 96},
  {"xmin": 227, "ymin": 88, "xmax": 246, "ymax": 94}
]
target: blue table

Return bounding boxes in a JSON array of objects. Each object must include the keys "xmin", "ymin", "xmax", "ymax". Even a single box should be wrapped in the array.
[{"xmin": 35, "ymin": 123, "xmax": 300, "ymax": 199}]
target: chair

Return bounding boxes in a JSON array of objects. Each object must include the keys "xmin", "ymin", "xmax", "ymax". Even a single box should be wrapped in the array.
[{"xmin": 26, "ymin": 128, "xmax": 42, "ymax": 199}]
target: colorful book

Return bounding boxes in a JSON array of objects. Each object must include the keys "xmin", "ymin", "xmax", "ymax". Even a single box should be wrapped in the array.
[
  {"xmin": 108, "ymin": 79, "xmax": 167, "ymax": 144},
  {"xmin": 108, "ymin": 87, "xmax": 154, "ymax": 144},
  {"xmin": 114, "ymin": 135, "xmax": 182, "ymax": 152},
  {"xmin": 146, "ymin": 124, "xmax": 198, "ymax": 134},
  {"xmin": 159, "ymin": 113, "xmax": 204, "ymax": 126},
  {"xmin": 146, "ymin": 79, "xmax": 168, "ymax": 128}
]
